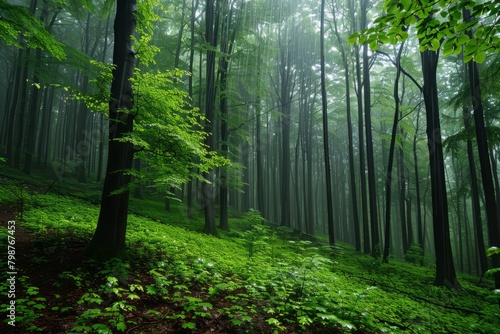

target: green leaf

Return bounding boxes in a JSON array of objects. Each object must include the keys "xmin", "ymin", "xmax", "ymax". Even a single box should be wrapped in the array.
[
  {"xmin": 430, "ymin": 38, "xmax": 441, "ymax": 51},
  {"xmin": 347, "ymin": 33, "xmax": 358, "ymax": 44},
  {"xmin": 116, "ymin": 322, "xmax": 127, "ymax": 331},
  {"xmin": 457, "ymin": 34, "xmax": 470, "ymax": 45},
  {"xmin": 182, "ymin": 322, "xmax": 196, "ymax": 329},
  {"xmin": 474, "ymin": 50, "xmax": 486, "ymax": 63},
  {"xmin": 487, "ymin": 247, "xmax": 500, "ymax": 257}
]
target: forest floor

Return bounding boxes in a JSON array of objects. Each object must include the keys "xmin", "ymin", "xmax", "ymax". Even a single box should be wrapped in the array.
[
  {"xmin": 0, "ymin": 200, "xmax": 345, "ymax": 334},
  {"xmin": 1, "ymin": 173, "xmax": 500, "ymax": 333}
]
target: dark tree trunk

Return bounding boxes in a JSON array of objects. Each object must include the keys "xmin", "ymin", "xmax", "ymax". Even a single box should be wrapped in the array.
[
  {"xmin": 383, "ymin": 43, "xmax": 404, "ymax": 262},
  {"xmin": 174, "ymin": 0, "xmax": 187, "ymax": 69},
  {"xmin": 463, "ymin": 8, "xmax": 500, "ymax": 288},
  {"xmin": 85, "ymin": 0, "xmax": 137, "ymax": 259},
  {"xmin": 350, "ymin": 0, "xmax": 370, "ymax": 253},
  {"xmin": 218, "ymin": 0, "xmax": 241, "ymax": 230},
  {"xmin": 13, "ymin": 48, "xmax": 31, "ymax": 169},
  {"xmin": 413, "ymin": 107, "xmax": 424, "ymax": 249},
  {"xmin": 255, "ymin": 48, "xmax": 265, "ymax": 217},
  {"xmin": 361, "ymin": 0, "xmax": 380, "ymax": 257},
  {"xmin": 186, "ymin": 0, "xmax": 199, "ymax": 219},
  {"xmin": 24, "ymin": 0, "xmax": 49, "ymax": 174},
  {"xmin": 320, "ymin": 0, "xmax": 334, "ymax": 245},
  {"xmin": 279, "ymin": 42, "xmax": 293, "ymax": 228},
  {"xmin": 420, "ymin": 47, "xmax": 459, "ymax": 288},
  {"xmin": 332, "ymin": 0, "xmax": 360, "ymax": 251},
  {"xmin": 202, "ymin": 0, "xmax": 220, "ymax": 236},
  {"xmin": 398, "ymin": 141, "xmax": 408, "ymax": 254}
]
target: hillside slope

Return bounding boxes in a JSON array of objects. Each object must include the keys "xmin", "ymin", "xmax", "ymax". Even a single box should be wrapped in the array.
[{"xmin": 1, "ymin": 181, "xmax": 499, "ymax": 333}]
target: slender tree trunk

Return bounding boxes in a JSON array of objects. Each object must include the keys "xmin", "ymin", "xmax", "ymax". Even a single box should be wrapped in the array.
[
  {"xmin": 320, "ymin": 0, "xmax": 334, "ymax": 245},
  {"xmin": 398, "ymin": 140, "xmax": 408, "ymax": 253},
  {"xmin": 463, "ymin": 8, "xmax": 500, "ymax": 288},
  {"xmin": 202, "ymin": 0, "xmax": 220, "ymax": 236},
  {"xmin": 383, "ymin": 43, "xmax": 404, "ymax": 262},
  {"xmin": 174, "ymin": 0, "xmax": 187, "ymax": 69},
  {"xmin": 420, "ymin": 47, "xmax": 459, "ymax": 288},
  {"xmin": 185, "ymin": 0, "xmax": 199, "ymax": 219},
  {"xmin": 361, "ymin": 0, "xmax": 380, "ymax": 257},
  {"xmin": 350, "ymin": 0, "xmax": 370, "ymax": 253},
  {"xmin": 218, "ymin": 0, "xmax": 231, "ymax": 231},
  {"xmin": 85, "ymin": 0, "xmax": 137, "ymax": 259},
  {"xmin": 413, "ymin": 107, "xmax": 424, "ymax": 249},
  {"xmin": 332, "ymin": 0, "xmax": 360, "ymax": 251},
  {"xmin": 462, "ymin": 99, "xmax": 488, "ymax": 275},
  {"xmin": 255, "ymin": 49, "xmax": 265, "ymax": 217}
]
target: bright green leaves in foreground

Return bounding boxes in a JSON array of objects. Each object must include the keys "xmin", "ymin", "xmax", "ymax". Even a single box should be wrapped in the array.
[
  {"xmin": 124, "ymin": 68, "xmax": 228, "ymax": 193},
  {"xmin": 349, "ymin": 0, "xmax": 500, "ymax": 63},
  {"xmin": 0, "ymin": 0, "xmax": 65, "ymax": 59}
]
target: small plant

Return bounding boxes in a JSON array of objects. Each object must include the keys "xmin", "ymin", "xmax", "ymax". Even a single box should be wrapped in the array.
[
  {"xmin": 405, "ymin": 243, "xmax": 424, "ymax": 265},
  {"xmin": 242, "ymin": 209, "xmax": 271, "ymax": 257}
]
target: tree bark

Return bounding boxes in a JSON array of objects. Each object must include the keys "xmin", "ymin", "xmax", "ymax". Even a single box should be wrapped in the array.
[
  {"xmin": 332, "ymin": 0, "xmax": 360, "ymax": 251},
  {"xmin": 463, "ymin": 8, "xmax": 500, "ymax": 288},
  {"xmin": 361, "ymin": 0, "xmax": 380, "ymax": 257},
  {"xmin": 383, "ymin": 43, "xmax": 404, "ymax": 262},
  {"xmin": 202, "ymin": 0, "xmax": 220, "ymax": 236},
  {"xmin": 420, "ymin": 47, "xmax": 459, "ymax": 288},
  {"xmin": 320, "ymin": 0, "xmax": 335, "ymax": 245},
  {"xmin": 85, "ymin": 0, "xmax": 137, "ymax": 259}
]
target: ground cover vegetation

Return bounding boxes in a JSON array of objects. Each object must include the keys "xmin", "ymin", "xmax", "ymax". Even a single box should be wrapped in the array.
[{"xmin": 1, "ymin": 179, "xmax": 499, "ymax": 333}]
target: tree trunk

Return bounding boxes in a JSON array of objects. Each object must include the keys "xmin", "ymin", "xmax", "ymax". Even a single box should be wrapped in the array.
[
  {"xmin": 350, "ymin": 0, "xmax": 370, "ymax": 253},
  {"xmin": 463, "ymin": 8, "xmax": 500, "ymax": 288},
  {"xmin": 202, "ymin": 0, "xmax": 220, "ymax": 236},
  {"xmin": 332, "ymin": 0, "xmax": 360, "ymax": 251},
  {"xmin": 420, "ymin": 47, "xmax": 459, "ymax": 288},
  {"xmin": 320, "ymin": 0, "xmax": 335, "ymax": 245},
  {"xmin": 85, "ymin": 0, "xmax": 137, "ymax": 259},
  {"xmin": 413, "ymin": 107, "xmax": 424, "ymax": 249},
  {"xmin": 361, "ymin": 0, "xmax": 380, "ymax": 257},
  {"xmin": 383, "ymin": 43, "xmax": 404, "ymax": 262}
]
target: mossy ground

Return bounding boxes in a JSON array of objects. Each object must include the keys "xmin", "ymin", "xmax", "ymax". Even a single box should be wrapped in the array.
[{"xmin": 0, "ymin": 168, "xmax": 499, "ymax": 333}]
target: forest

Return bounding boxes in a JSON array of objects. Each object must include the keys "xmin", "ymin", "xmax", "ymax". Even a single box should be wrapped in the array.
[{"xmin": 1, "ymin": 0, "xmax": 500, "ymax": 332}]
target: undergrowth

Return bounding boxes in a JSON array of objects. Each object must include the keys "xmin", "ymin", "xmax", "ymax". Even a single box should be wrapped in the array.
[{"xmin": 1, "ymin": 182, "xmax": 499, "ymax": 333}]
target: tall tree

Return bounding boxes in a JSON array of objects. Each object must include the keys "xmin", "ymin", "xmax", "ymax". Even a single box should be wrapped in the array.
[
  {"xmin": 320, "ymin": 0, "xmax": 334, "ymax": 245},
  {"xmin": 85, "ymin": 0, "xmax": 137, "ymax": 258},
  {"xmin": 349, "ymin": 0, "xmax": 370, "ymax": 253},
  {"xmin": 201, "ymin": 0, "xmax": 220, "ymax": 236},
  {"xmin": 421, "ymin": 47, "xmax": 459, "ymax": 288},
  {"xmin": 360, "ymin": 0, "xmax": 380, "ymax": 256},
  {"xmin": 332, "ymin": 0, "xmax": 360, "ymax": 251},
  {"xmin": 382, "ymin": 43, "xmax": 404, "ymax": 262},
  {"xmin": 463, "ymin": 7, "xmax": 500, "ymax": 288}
]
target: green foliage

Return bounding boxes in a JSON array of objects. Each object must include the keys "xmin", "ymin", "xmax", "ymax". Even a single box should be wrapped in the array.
[
  {"xmin": 349, "ymin": 0, "xmax": 500, "ymax": 63},
  {"xmin": 0, "ymin": 0, "xmax": 65, "ymax": 59},
  {"xmin": 121, "ymin": 68, "xmax": 228, "ymax": 194},
  {"xmin": 443, "ymin": 125, "xmax": 500, "ymax": 151},
  {"xmin": 405, "ymin": 243, "xmax": 424, "ymax": 265},
  {"xmin": 134, "ymin": 0, "xmax": 162, "ymax": 66},
  {"xmin": 486, "ymin": 246, "xmax": 500, "ymax": 257},
  {"xmin": 241, "ymin": 209, "xmax": 270, "ymax": 257},
  {"xmin": 2, "ymin": 184, "xmax": 500, "ymax": 333}
]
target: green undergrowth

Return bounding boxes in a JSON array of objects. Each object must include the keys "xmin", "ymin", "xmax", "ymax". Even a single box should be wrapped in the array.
[{"xmin": 1, "ymin": 184, "xmax": 499, "ymax": 333}]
